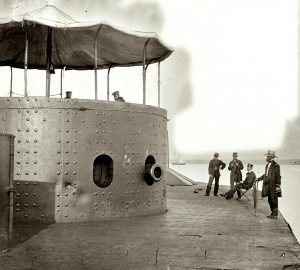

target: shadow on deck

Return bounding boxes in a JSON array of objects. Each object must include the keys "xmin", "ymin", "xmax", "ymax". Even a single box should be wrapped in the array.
[{"xmin": 0, "ymin": 183, "xmax": 300, "ymax": 270}]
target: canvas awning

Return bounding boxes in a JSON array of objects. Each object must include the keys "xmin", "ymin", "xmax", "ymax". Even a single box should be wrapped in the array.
[{"xmin": 0, "ymin": 5, "xmax": 173, "ymax": 70}]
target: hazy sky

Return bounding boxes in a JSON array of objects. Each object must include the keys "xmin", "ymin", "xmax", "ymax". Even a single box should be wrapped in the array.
[{"xmin": 0, "ymin": 0, "xmax": 298, "ymax": 159}]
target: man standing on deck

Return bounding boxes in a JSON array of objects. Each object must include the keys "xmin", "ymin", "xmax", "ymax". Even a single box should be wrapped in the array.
[
  {"xmin": 257, "ymin": 150, "xmax": 282, "ymax": 219},
  {"xmin": 228, "ymin": 152, "xmax": 244, "ymax": 189},
  {"xmin": 205, "ymin": 152, "xmax": 226, "ymax": 196}
]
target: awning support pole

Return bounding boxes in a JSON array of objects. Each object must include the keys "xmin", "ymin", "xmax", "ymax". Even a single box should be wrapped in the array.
[
  {"xmin": 107, "ymin": 64, "xmax": 112, "ymax": 101},
  {"xmin": 9, "ymin": 67, "xmax": 13, "ymax": 97},
  {"xmin": 24, "ymin": 28, "xmax": 28, "ymax": 97},
  {"xmin": 157, "ymin": 62, "xmax": 161, "ymax": 107},
  {"xmin": 60, "ymin": 68, "xmax": 63, "ymax": 98},
  {"xmin": 46, "ymin": 26, "xmax": 52, "ymax": 98},
  {"xmin": 142, "ymin": 39, "xmax": 150, "ymax": 105},
  {"xmin": 94, "ymin": 26, "xmax": 103, "ymax": 100}
]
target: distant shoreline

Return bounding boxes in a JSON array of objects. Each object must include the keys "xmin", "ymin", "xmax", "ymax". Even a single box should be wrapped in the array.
[{"xmin": 171, "ymin": 159, "xmax": 300, "ymax": 165}]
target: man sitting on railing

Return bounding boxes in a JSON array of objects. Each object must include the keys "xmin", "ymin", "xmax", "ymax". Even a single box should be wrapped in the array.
[
  {"xmin": 112, "ymin": 91, "xmax": 125, "ymax": 102},
  {"xmin": 220, "ymin": 163, "xmax": 256, "ymax": 200}
]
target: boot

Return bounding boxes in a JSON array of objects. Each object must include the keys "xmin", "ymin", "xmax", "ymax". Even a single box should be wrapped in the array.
[{"xmin": 205, "ymin": 186, "xmax": 211, "ymax": 196}]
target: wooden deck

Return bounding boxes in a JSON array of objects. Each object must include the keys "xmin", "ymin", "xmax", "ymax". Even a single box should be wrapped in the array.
[{"xmin": 1, "ymin": 183, "xmax": 300, "ymax": 270}]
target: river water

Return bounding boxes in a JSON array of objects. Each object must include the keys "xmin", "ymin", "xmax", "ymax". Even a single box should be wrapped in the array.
[{"xmin": 170, "ymin": 163, "xmax": 300, "ymax": 243}]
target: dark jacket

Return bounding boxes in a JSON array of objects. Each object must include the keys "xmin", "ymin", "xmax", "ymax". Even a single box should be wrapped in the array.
[
  {"xmin": 208, "ymin": 158, "xmax": 226, "ymax": 176},
  {"xmin": 258, "ymin": 160, "xmax": 281, "ymax": 198},
  {"xmin": 242, "ymin": 171, "xmax": 256, "ymax": 190},
  {"xmin": 228, "ymin": 159, "xmax": 244, "ymax": 183}
]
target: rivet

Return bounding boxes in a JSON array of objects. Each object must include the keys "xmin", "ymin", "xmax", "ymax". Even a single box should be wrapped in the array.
[
  {"xmin": 57, "ymin": 140, "xmax": 61, "ymax": 143},
  {"xmin": 16, "ymin": 193, "xmax": 20, "ymax": 197},
  {"xmin": 26, "ymin": 118, "xmax": 30, "ymax": 121},
  {"xmin": 102, "ymin": 192, "xmax": 105, "ymax": 195},
  {"xmin": 66, "ymin": 130, "xmax": 69, "ymax": 133},
  {"xmin": 65, "ymin": 161, "xmax": 69, "ymax": 164},
  {"xmin": 32, "ymin": 203, "xmax": 36, "ymax": 207},
  {"xmin": 57, "ymin": 172, "xmax": 61, "ymax": 175},
  {"xmin": 96, "ymin": 112, "xmax": 99, "ymax": 115},
  {"xmin": 65, "ymin": 193, "xmax": 68, "ymax": 196},
  {"xmin": 64, "ymin": 214, "xmax": 68, "ymax": 217},
  {"xmin": 35, "ymin": 98, "xmax": 38, "ymax": 101},
  {"xmin": 73, "ymin": 140, "xmax": 77, "ymax": 143},
  {"xmin": 34, "ymin": 128, "xmax": 38, "ymax": 132},
  {"xmin": 26, "ymin": 160, "xmax": 29, "ymax": 164},
  {"xmin": 65, "ymin": 204, "xmax": 68, "ymax": 207},
  {"xmin": 73, "ymin": 150, "xmax": 77, "ymax": 154},
  {"xmin": 33, "ymin": 193, "xmax": 36, "ymax": 196},
  {"xmin": 94, "ymin": 192, "xmax": 98, "ymax": 195},
  {"xmin": 95, "ymin": 207, "xmax": 98, "ymax": 210},
  {"xmin": 65, "ymin": 150, "xmax": 69, "ymax": 154},
  {"xmin": 34, "ymin": 109, "xmax": 38, "ymax": 113},
  {"xmin": 81, "ymin": 120, "xmax": 84, "ymax": 122},
  {"xmin": 66, "ymin": 140, "xmax": 69, "ymax": 143},
  {"xmin": 73, "ymin": 161, "xmax": 77, "ymax": 164},
  {"xmin": 58, "ymin": 128, "xmax": 61, "ymax": 132},
  {"xmin": 17, "ymin": 161, "xmax": 20, "ymax": 164},
  {"xmin": 57, "ymin": 161, "xmax": 61, "ymax": 164},
  {"xmin": 16, "ymin": 182, "xmax": 20, "ymax": 185},
  {"xmin": 26, "ymin": 128, "xmax": 29, "ymax": 132},
  {"xmin": 17, "ymin": 172, "xmax": 20, "ymax": 175},
  {"xmin": 73, "ymin": 172, "xmax": 76, "ymax": 175},
  {"xmin": 43, "ymin": 118, "xmax": 46, "ymax": 121},
  {"xmin": 80, "ymin": 213, "xmax": 83, "ymax": 217},
  {"xmin": 25, "ymin": 193, "xmax": 28, "ymax": 196},
  {"xmin": 95, "ymin": 140, "xmax": 98, "ymax": 144},
  {"xmin": 16, "ymin": 204, "xmax": 20, "ymax": 207},
  {"xmin": 26, "ymin": 140, "xmax": 29, "ymax": 143},
  {"xmin": 25, "ymin": 172, "xmax": 29, "ymax": 175},
  {"xmin": 18, "ymin": 128, "xmax": 21, "ymax": 132},
  {"xmin": 33, "ymin": 181, "xmax": 37, "ymax": 185},
  {"xmin": 34, "ymin": 139, "xmax": 38, "ymax": 143},
  {"xmin": 74, "ymin": 130, "xmax": 77, "ymax": 132},
  {"xmin": 65, "ymin": 172, "xmax": 68, "ymax": 175},
  {"xmin": 17, "ymin": 139, "xmax": 21, "ymax": 143},
  {"xmin": 56, "ymin": 193, "xmax": 60, "ymax": 196},
  {"xmin": 41, "ymin": 214, "xmax": 44, "ymax": 218},
  {"xmin": 66, "ymin": 119, "xmax": 70, "ymax": 122},
  {"xmin": 57, "ymin": 150, "xmax": 61, "ymax": 153},
  {"xmin": 57, "ymin": 209, "xmax": 60, "ymax": 212},
  {"xmin": 95, "ymin": 151, "xmax": 98, "ymax": 154},
  {"xmin": 34, "ymin": 172, "xmax": 37, "ymax": 175},
  {"xmin": 24, "ymin": 214, "xmax": 28, "ymax": 218},
  {"xmin": 16, "ymin": 209, "xmax": 20, "ymax": 212},
  {"xmin": 95, "ymin": 130, "xmax": 98, "ymax": 133},
  {"xmin": 34, "ymin": 150, "xmax": 37, "ymax": 153}
]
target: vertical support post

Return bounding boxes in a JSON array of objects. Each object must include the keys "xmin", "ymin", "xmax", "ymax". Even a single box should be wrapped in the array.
[
  {"xmin": 94, "ymin": 26, "xmax": 102, "ymax": 100},
  {"xmin": 45, "ymin": 26, "xmax": 52, "ymax": 98},
  {"xmin": 9, "ymin": 67, "xmax": 13, "ymax": 97},
  {"xmin": 24, "ymin": 29, "xmax": 28, "ymax": 97},
  {"xmin": 107, "ymin": 65, "xmax": 112, "ymax": 101},
  {"xmin": 8, "ymin": 136, "xmax": 14, "ymax": 247},
  {"xmin": 157, "ymin": 62, "xmax": 161, "ymax": 107},
  {"xmin": 142, "ymin": 39, "xmax": 150, "ymax": 105},
  {"xmin": 60, "ymin": 68, "xmax": 63, "ymax": 98}
]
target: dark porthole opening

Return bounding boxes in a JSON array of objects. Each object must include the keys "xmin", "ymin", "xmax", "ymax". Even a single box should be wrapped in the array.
[
  {"xmin": 144, "ymin": 155, "xmax": 156, "ymax": 186},
  {"xmin": 93, "ymin": 154, "xmax": 113, "ymax": 188}
]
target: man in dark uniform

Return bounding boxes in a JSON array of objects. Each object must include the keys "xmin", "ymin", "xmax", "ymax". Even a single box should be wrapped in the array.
[
  {"xmin": 257, "ymin": 150, "xmax": 281, "ymax": 219},
  {"xmin": 112, "ymin": 91, "xmax": 125, "ymax": 102},
  {"xmin": 228, "ymin": 152, "xmax": 244, "ymax": 189},
  {"xmin": 205, "ymin": 152, "xmax": 226, "ymax": 196},
  {"xmin": 220, "ymin": 163, "xmax": 256, "ymax": 200}
]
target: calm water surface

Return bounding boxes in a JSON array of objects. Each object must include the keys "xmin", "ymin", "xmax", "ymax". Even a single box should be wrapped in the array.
[{"xmin": 170, "ymin": 163, "xmax": 300, "ymax": 243}]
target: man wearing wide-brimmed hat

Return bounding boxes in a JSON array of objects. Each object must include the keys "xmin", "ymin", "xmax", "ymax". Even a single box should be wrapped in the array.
[
  {"xmin": 228, "ymin": 152, "xmax": 244, "ymax": 189},
  {"xmin": 257, "ymin": 150, "xmax": 282, "ymax": 219},
  {"xmin": 205, "ymin": 152, "xmax": 226, "ymax": 196}
]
